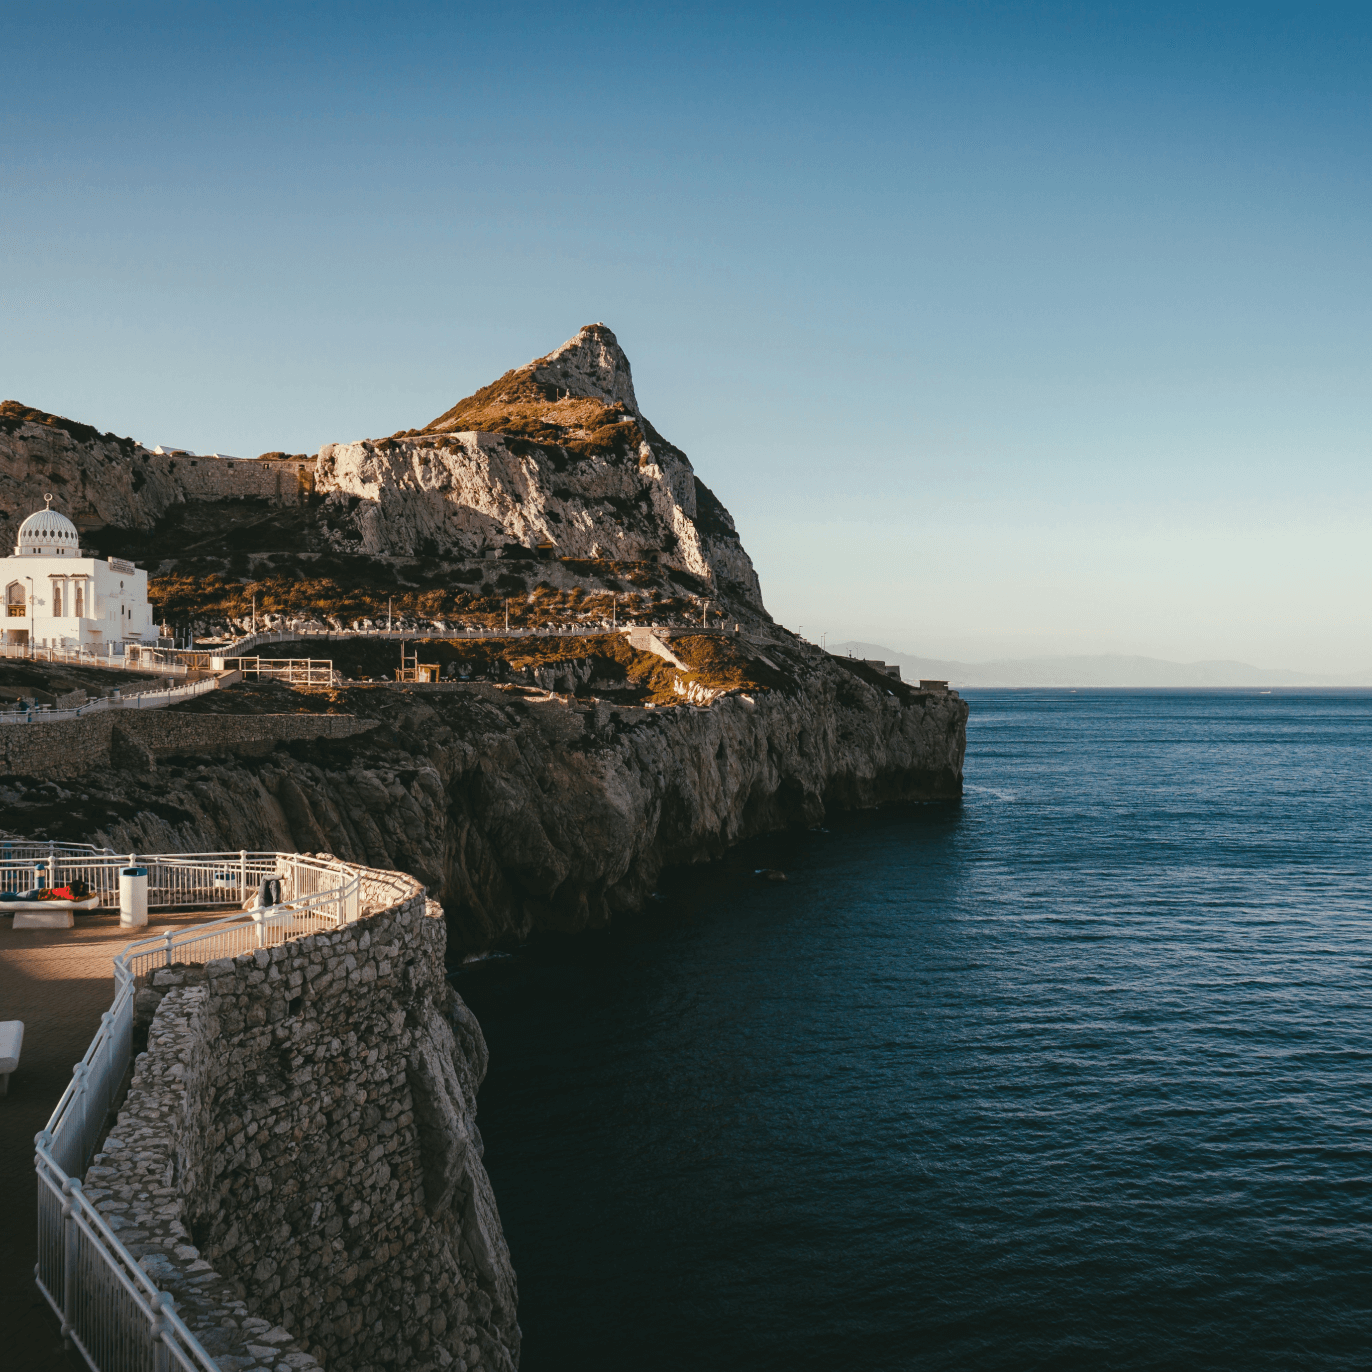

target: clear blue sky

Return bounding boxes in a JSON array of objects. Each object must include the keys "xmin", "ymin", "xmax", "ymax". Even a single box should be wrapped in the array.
[{"xmin": 3, "ymin": 2, "xmax": 1368, "ymax": 673}]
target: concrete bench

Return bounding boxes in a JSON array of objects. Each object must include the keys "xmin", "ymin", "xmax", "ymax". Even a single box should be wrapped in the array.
[{"xmin": 0, "ymin": 1020, "xmax": 23, "ymax": 1096}]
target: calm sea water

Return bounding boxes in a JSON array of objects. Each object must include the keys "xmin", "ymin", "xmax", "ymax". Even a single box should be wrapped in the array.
[{"xmin": 456, "ymin": 690, "xmax": 1372, "ymax": 1371}]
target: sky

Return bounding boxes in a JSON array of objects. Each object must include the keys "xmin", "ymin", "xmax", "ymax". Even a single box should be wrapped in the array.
[{"xmin": 2, "ymin": 2, "xmax": 1369, "ymax": 674}]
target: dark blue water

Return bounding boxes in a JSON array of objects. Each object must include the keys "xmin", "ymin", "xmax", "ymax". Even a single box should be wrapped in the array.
[{"xmin": 457, "ymin": 691, "xmax": 1372, "ymax": 1370}]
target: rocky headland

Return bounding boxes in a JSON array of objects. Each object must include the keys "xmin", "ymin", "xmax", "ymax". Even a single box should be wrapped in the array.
[{"xmin": 2, "ymin": 325, "xmax": 967, "ymax": 1371}]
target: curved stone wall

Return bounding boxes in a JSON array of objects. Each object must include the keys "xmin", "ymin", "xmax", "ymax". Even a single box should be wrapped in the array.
[{"xmin": 85, "ymin": 864, "xmax": 520, "ymax": 1372}]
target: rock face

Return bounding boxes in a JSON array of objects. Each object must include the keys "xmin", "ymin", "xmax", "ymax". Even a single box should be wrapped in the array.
[
  {"xmin": 1, "ymin": 325, "xmax": 763, "ymax": 612},
  {"xmin": 69, "ymin": 656, "xmax": 966, "ymax": 954},
  {"xmin": 316, "ymin": 324, "xmax": 763, "ymax": 606},
  {"xmin": 0, "ymin": 400, "xmax": 314, "ymax": 553}
]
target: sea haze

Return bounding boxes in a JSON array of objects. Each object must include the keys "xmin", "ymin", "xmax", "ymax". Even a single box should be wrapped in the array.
[
  {"xmin": 458, "ymin": 689, "xmax": 1372, "ymax": 1371},
  {"xmin": 828, "ymin": 643, "xmax": 1359, "ymax": 689}
]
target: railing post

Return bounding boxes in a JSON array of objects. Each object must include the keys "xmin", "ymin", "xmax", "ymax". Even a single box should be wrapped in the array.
[
  {"xmin": 71, "ymin": 1062, "xmax": 89, "ymax": 1162},
  {"xmin": 61, "ymin": 1176, "xmax": 81, "ymax": 1347},
  {"xmin": 240, "ymin": 849, "xmax": 247, "ymax": 900},
  {"xmin": 154, "ymin": 1289, "xmax": 178, "ymax": 1372},
  {"xmin": 164, "ymin": 929, "xmax": 174, "ymax": 968}
]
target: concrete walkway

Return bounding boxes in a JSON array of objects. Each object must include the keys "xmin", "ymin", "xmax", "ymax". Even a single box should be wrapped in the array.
[{"xmin": 0, "ymin": 909, "xmax": 208, "ymax": 1370}]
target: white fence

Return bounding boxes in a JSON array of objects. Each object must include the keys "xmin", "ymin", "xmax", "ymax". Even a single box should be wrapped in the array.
[
  {"xmin": 212, "ymin": 622, "xmax": 721, "ymax": 656},
  {"xmin": 30, "ymin": 847, "xmax": 369, "ymax": 1372},
  {"xmin": 0, "ymin": 844, "xmax": 357, "ymax": 915},
  {"xmin": 220, "ymin": 657, "xmax": 337, "ymax": 687},
  {"xmin": 0, "ymin": 676, "xmax": 218, "ymax": 726},
  {"xmin": 1, "ymin": 642, "xmax": 186, "ymax": 676}
]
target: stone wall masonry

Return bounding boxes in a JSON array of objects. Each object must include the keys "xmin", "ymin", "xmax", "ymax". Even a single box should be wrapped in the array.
[
  {"xmin": 87, "ymin": 869, "xmax": 520, "ymax": 1372},
  {"xmin": 83, "ymin": 984, "xmax": 321, "ymax": 1371},
  {"xmin": 0, "ymin": 710, "xmax": 377, "ymax": 779},
  {"xmin": 169, "ymin": 455, "xmax": 319, "ymax": 505}
]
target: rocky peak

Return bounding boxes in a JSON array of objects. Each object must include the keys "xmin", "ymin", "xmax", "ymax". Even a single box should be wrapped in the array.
[
  {"xmin": 529, "ymin": 323, "xmax": 639, "ymax": 413},
  {"xmin": 419, "ymin": 324, "xmax": 640, "ymax": 443}
]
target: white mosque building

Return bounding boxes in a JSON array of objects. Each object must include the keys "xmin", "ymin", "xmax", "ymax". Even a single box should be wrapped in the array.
[{"xmin": 3, "ymin": 498, "xmax": 157, "ymax": 652}]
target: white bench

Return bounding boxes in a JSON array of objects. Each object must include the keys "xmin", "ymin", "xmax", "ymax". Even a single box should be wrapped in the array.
[
  {"xmin": 10, "ymin": 895, "xmax": 99, "ymax": 930},
  {"xmin": 0, "ymin": 1020, "xmax": 22, "ymax": 1096}
]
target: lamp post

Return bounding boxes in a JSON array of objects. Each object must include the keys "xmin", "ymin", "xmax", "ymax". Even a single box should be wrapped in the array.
[{"xmin": 25, "ymin": 576, "xmax": 33, "ymax": 656}]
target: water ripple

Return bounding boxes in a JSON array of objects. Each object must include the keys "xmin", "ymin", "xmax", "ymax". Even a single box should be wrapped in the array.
[{"xmin": 459, "ymin": 689, "xmax": 1372, "ymax": 1371}]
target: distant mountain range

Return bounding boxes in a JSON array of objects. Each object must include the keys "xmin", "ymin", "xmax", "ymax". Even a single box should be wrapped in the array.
[{"xmin": 827, "ymin": 643, "xmax": 1363, "ymax": 689}]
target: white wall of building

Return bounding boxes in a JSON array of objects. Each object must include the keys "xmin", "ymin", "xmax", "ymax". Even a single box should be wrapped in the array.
[{"xmin": 3, "ymin": 556, "xmax": 156, "ymax": 650}]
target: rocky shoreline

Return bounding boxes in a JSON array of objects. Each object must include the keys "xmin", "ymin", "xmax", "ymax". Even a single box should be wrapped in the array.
[{"xmin": 5, "ymin": 651, "xmax": 966, "ymax": 955}]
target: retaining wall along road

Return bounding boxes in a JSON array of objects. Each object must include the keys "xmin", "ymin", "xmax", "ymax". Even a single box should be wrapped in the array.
[
  {"xmin": 83, "ymin": 864, "xmax": 519, "ymax": 1372},
  {"xmin": 0, "ymin": 711, "xmax": 377, "ymax": 779}
]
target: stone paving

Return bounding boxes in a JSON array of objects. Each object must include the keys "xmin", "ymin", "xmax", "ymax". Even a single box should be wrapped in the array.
[{"xmin": 0, "ymin": 909, "xmax": 212, "ymax": 1372}]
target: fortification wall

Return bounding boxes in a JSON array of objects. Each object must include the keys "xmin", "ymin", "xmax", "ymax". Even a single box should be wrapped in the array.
[
  {"xmin": 0, "ymin": 710, "xmax": 376, "ymax": 778},
  {"xmin": 84, "ymin": 868, "xmax": 520, "ymax": 1372},
  {"xmin": 170, "ymin": 456, "xmax": 319, "ymax": 504}
]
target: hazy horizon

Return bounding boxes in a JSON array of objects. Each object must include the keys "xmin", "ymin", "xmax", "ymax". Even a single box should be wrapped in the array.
[
  {"xmin": 828, "ymin": 640, "xmax": 1372, "ymax": 689},
  {"xmin": 3, "ymin": 2, "xmax": 1368, "ymax": 674}
]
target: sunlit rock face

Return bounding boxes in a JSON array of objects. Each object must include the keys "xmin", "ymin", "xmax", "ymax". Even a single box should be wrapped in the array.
[{"xmin": 315, "ymin": 324, "xmax": 764, "ymax": 608}]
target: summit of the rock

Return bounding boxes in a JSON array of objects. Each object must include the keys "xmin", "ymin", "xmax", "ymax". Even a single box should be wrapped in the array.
[
  {"xmin": 419, "ymin": 324, "xmax": 640, "ymax": 444},
  {"xmin": 531, "ymin": 322, "xmax": 639, "ymax": 413}
]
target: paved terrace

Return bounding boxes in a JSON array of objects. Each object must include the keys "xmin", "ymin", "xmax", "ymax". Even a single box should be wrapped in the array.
[{"xmin": 0, "ymin": 909, "xmax": 208, "ymax": 1371}]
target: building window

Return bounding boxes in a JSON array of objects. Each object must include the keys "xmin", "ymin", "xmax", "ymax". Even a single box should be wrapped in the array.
[
  {"xmin": 5, "ymin": 582, "xmax": 24, "ymax": 617},
  {"xmin": 75, "ymin": 584, "xmax": 84, "ymax": 617},
  {"xmin": 53, "ymin": 583, "xmax": 63, "ymax": 617}
]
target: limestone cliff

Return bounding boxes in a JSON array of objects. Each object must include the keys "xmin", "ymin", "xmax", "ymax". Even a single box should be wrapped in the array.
[
  {"xmin": 317, "ymin": 324, "xmax": 763, "ymax": 608},
  {"xmin": 1, "ymin": 325, "xmax": 762, "ymax": 623}
]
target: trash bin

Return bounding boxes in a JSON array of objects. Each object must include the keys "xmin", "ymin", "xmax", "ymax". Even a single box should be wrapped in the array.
[{"xmin": 119, "ymin": 866, "xmax": 148, "ymax": 928}]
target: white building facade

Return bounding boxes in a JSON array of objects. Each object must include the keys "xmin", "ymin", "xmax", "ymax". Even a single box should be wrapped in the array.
[{"xmin": 3, "ymin": 501, "xmax": 157, "ymax": 651}]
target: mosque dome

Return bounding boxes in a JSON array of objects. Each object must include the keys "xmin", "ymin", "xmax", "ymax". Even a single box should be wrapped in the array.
[{"xmin": 15, "ymin": 500, "xmax": 80, "ymax": 556}]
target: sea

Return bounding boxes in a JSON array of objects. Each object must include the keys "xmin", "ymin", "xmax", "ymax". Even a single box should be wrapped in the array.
[{"xmin": 455, "ymin": 690, "xmax": 1372, "ymax": 1370}]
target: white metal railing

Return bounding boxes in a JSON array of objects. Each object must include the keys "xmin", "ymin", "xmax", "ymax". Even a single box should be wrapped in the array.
[
  {"xmin": 0, "ymin": 845, "xmax": 362, "ymax": 915},
  {"xmin": 0, "ymin": 642, "xmax": 185, "ymax": 675},
  {"xmin": 213, "ymin": 622, "xmax": 729, "ymax": 655},
  {"xmin": 0, "ymin": 676, "xmax": 218, "ymax": 725},
  {"xmin": 220, "ymin": 657, "xmax": 337, "ymax": 687},
  {"xmin": 32, "ymin": 849, "xmax": 368, "ymax": 1371}
]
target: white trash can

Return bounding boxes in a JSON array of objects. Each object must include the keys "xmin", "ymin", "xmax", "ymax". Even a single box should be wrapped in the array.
[{"xmin": 119, "ymin": 866, "xmax": 148, "ymax": 928}]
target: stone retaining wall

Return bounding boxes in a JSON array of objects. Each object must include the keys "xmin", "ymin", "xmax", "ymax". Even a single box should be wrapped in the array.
[
  {"xmin": 83, "ymin": 865, "xmax": 520, "ymax": 1372},
  {"xmin": 0, "ymin": 711, "xmax": 377, "ymax": 779}
]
